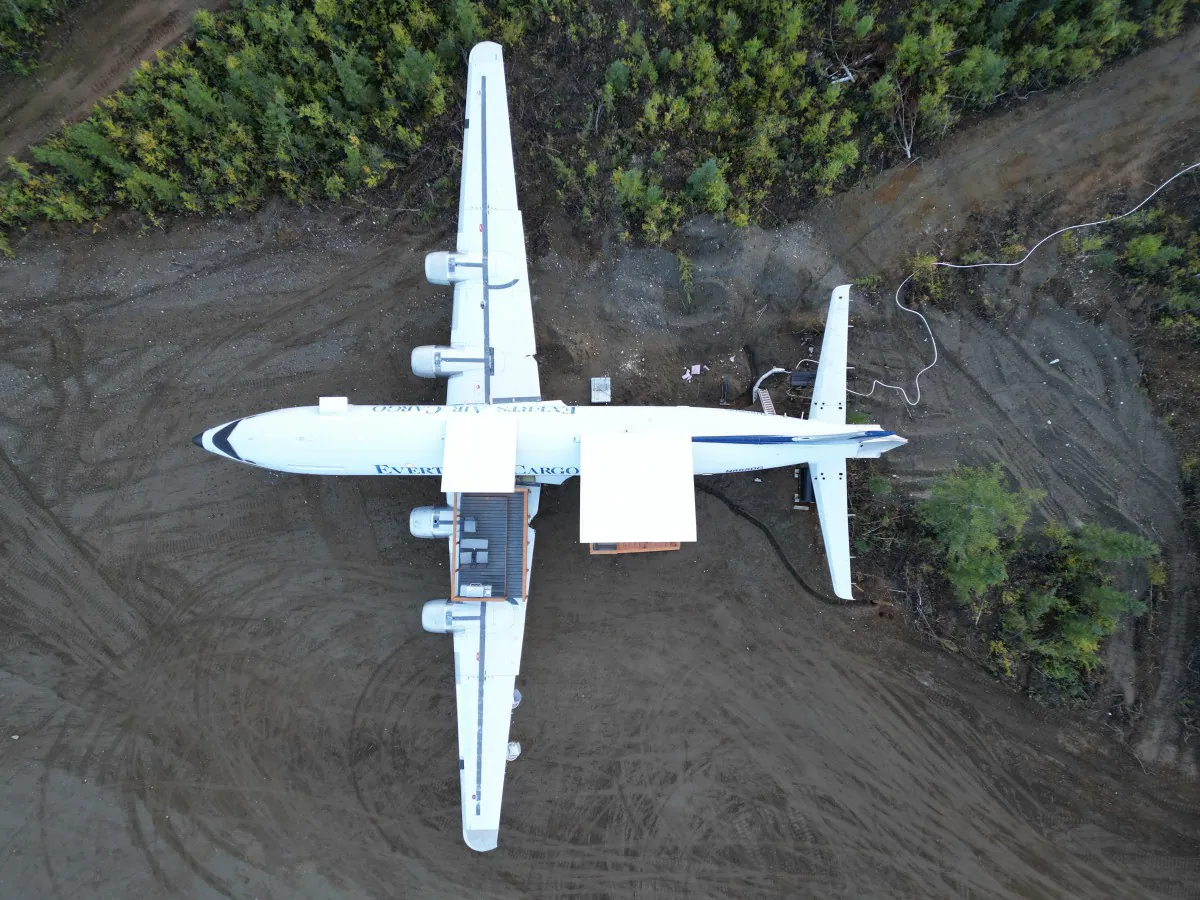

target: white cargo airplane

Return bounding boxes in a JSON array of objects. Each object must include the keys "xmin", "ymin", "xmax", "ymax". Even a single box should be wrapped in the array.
[{"xmin": 193, "ymin": 42, "xmax": 905, "ymax": 852}]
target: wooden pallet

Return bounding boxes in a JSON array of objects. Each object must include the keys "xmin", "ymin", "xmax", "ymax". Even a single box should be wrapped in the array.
[{"xmin": 589, "ymin": 542, "xmax": 681, "ymax": 555}]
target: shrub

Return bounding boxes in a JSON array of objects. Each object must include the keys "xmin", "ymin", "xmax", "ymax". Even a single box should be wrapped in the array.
[
  {"xmin": 1124, "ymin": 233, "xmax": 1185, "ymax": 277},
  {"xmin": 0, "ymin": 0, "xmax": 484, "ymax": 244},
  {"xmin": 685, "ymin": 158, "xmax": 730, "ymax": 215},
  {"xmin": 919, "ymin": 464, "xmax": 1042, "ymax": 608},
  {"xmin": 868, "ymin": 474, "xmax": 892, "ymax": 496},
  {"xmin": 675, "ymin": 250, "xmax": 693, "ymax": 308},
  {"xmin": 1, "ymin": 0, "xmax": 69, "ymax": 74},
  {"xmin": 1004, "ymin": 523, "xmax": 1158, "ymax": 692},
  {"xmin": 950, "ymin": 46, "xmax": 1009, "ymax": 106},
  {"xmin": 605, "ymin": 59, "xmax": 631, "ymax": 96}
]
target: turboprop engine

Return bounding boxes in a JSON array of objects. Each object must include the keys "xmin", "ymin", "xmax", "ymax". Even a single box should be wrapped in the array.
[
  {"xmin": 421, "ymin": 599, "xmax": 465, "ymax": 634},
  {"xmin": 424, "ymin": 250, "xmax": 519, "ymax": 287},
  {"xmin": 409, "ymin": 506, "xmax": 455, "ymax": 539},
  {"xmin": 425, "ymin": 251, "xmax": 477, "ymax": 285},
  {"xmin": 410, "ymin": 345, "xmax": 489, "ymax": 378}
]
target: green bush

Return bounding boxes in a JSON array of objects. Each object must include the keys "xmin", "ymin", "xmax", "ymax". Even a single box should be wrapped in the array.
[
  {"xmin": 685, "ymin": 158, "xmax": 730, "ymax": 216},
  {"xmin": 1002, "ymin": 522, "xmax": 1157, "ymax": 692},
  {"xmin": 1, "ymin": 0, "xmax": 472, "ymax": 248},
  {"xmin": 920, "ymin": 465, "xmax": 1160, "ymax": 695},
  {"xmin": 1124, "ymin": 233, "xmax": 1185, "ymax": 277},
  {"xmin": 1, "ymin": 0, "xmax": 69, "ymax": 74},
  {"xmin": 605, "ymin": 59, "xmax": 631, "ymax": 96},
  {"xmin": 1105, "ymin": 195, "xmax": 1200, "ymax": 338},
  {"xmin": 918, "ymin": 464, "xmax": 1042, "ymax": 608}
]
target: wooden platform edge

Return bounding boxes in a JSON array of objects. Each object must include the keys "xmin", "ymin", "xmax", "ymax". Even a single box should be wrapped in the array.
[{"xmin": 589, "ymin": 542, "xmax": 682, "ymax": 555}]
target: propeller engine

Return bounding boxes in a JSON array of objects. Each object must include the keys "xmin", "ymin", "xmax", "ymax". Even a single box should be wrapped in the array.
[
  {"xmin": 421, "ymin": 599, "xmax": 465, "ymax": 634},
  {"xmin": 409, "ymin": 506, "xmax": 455, "ymax": 539}
]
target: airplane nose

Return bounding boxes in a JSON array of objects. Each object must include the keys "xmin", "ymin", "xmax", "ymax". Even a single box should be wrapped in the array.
[{"xmin": 192, "ymin": 433, "xmax": 205, "ymax": 449}]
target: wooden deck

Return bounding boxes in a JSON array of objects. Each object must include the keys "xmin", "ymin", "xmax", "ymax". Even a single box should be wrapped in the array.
[
  {"xmin": 451, "ymin": 489, "xmax": 529, "ymax": 601},
  {"xmin": 588, "ymin": 542, "xmax": 681, "ymax": 555}
]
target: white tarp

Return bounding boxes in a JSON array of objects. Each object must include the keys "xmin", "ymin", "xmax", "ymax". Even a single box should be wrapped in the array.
[
  {"xmin": 440, "ymin": 413, "xmax": 517, "ymax": 493},
  {"xmin": 579, "ymin": 432, "xmax": 697, "ymax": 542}
]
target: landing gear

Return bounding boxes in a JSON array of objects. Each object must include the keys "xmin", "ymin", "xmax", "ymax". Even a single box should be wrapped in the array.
[
  {"xmin": 508, "ymin": 691, "xmax": 523, "ymax": 763},
  {"xmin": 509, "ymin": 690, "xmax": 523, "ymax": 760}
]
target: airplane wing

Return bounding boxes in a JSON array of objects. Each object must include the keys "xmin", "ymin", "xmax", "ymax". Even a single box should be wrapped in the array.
[
  {"xmin": 447, "ymin": 42, "xmax": 541, "ymax": 405},
  {"xmin": 809, "ymin": 458, "xmax": 853, "ymax": 599},
  {"xmin": 427, "ymin": 487, "xmax": 538, "ymax": 852},
  {"xmin": 449, "ymin": 595, "xmax": 528, "ymax": 851},
  {"xmin": 810, "ymin": 284, "xmax": 850, "ymax": 424}
]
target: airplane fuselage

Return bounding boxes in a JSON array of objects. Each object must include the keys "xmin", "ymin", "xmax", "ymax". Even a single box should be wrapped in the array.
[{"xmin": 196, "ymin": 400, "xmax": 905, "ymax": 482}]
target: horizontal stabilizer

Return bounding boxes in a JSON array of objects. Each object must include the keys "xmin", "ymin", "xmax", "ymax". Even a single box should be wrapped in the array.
[
  {"xmin": 579, "ymin": 433, "xmax": 697, "ymax": 542},
  {"xmin": 810, "ymin": 285, "xmax": 851, "ymax": 424},
  {"xmin": 810, "ymin": 458, "xmax": 853, "ymax": 599}
]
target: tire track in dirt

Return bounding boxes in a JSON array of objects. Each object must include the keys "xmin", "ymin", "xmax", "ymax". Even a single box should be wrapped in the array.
[
  {"xmin": 0, "ymin": 447, "xmax": 141, "ymax": 675},
  {"xmin": 0, "ymin": 1, "xmax": 226, "ymax": 162},
  {"xmin": 87, "ymin": 10, "xmax": 183, "ymax": 96},
  {"xmin": 35, "ymin": 319, "xmax": 92, "ymax": 507}
]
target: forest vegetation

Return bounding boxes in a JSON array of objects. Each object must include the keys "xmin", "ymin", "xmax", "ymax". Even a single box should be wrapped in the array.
[
  {"xmin": 1, "ymin": 0, "xmax": 1195, "ymax": 255},
  {"xmin": 911, "ymin": 176, "xmax": 1200, "ymax": 529},
  {"xmin": 855, "ymin": 463, "xmax": 1161, "ymax": 699},
  {"xmin": 0, "ymin": 0, "xmax": 74, "ymax": 74}
]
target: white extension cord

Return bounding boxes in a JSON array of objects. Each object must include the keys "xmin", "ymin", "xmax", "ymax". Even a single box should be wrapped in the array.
[{"xmin": 847, "ymin": 160, "xmax": 1200, "ymax": 407}]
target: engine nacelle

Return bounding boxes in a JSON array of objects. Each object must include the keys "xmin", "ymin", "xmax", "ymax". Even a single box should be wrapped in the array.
[
  {"xmin": 422, "ymin": 599, "xmax": 465, "ymax": 634},
  {"xmin": 409, "ymin": 506, "xmax": 455, "ymax": 539},
  {"xmin": 425, "ymin": 251, "xmax": 476, "ymax": 285},
  {"xmin": 411, "ymin": 345, "xmax": 487, "ymax": 379},
  {"xmin": 425, "ymin": 250, "xmax": 519, "ymax": 287}
]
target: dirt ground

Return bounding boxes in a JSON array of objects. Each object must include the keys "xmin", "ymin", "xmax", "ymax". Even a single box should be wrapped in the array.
[{"xmin": 1, "ymin": 20, "xmax": 1200, "ymax": 900}]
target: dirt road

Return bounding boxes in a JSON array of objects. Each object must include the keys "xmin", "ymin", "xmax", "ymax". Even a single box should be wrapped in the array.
[
  {"xmin": 0, "ymin": 0, "xmax": 227, "ymax": 162},
  {"xmin": 0, "ymin": 25, "xmax": 1199, "ymax": 900}
]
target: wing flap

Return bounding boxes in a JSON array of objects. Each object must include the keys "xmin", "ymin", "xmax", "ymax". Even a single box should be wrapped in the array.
[{"xmin": 810, "ymin": 458, "xmax": 853, "ymax": 599}]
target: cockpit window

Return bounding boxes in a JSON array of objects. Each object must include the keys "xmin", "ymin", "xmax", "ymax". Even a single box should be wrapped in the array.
[{"xmin": 212, "ymin": 420, "xmax": 242, "ymax": 461}]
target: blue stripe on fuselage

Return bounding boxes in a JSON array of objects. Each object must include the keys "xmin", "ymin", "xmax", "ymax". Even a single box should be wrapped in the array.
[{"xmin": 692, "ymin": 430, "xmax": 894, "ymax": 446}]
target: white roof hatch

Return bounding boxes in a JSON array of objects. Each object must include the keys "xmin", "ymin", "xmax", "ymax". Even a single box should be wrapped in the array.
[
  {"xmin": 440, "ymin": 413, "xmax": 518, "ymax": 493},
  {"xmin": 579, "ymin": 432, "xmax": 697, "ymax": 543}
]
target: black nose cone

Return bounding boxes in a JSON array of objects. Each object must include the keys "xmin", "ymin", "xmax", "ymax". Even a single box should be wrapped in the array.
[{"xmin": 192, "ymin": 433, "xmax": 204, "ymax": 449}]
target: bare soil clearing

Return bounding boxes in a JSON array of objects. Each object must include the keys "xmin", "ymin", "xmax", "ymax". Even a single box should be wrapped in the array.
[{"xmin": 0, "ymin": 25, "xmax": 1199, "ymax": 900}]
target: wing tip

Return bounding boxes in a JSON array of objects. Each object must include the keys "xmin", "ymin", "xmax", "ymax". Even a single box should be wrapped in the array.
[
  {"xmin": 469, "ymin": 41, "xmax": 504, "ymax": 65},
  {"xmin": 464, "ymin": 828, "xmax": 499, "ymax": 852}
]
